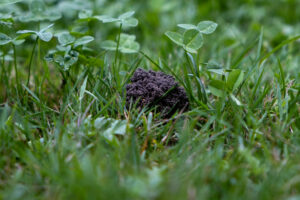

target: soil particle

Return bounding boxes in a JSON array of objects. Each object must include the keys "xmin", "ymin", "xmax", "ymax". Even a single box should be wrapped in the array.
[{"xmin": 126, "ymin": 68, "xmax": 189, "ymax": 117}]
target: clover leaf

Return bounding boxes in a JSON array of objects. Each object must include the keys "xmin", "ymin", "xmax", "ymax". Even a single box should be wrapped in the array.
[
  {"xmin": 17, "ymin": 24, "xmax": 54, "ymax": 42},
  {"xmin": 197, "ymin": 21, "xmax": 218, "ymax": 34},
  {"xmin": 0, "ymin": 32, "xmax": 25, "ymax": 46},
  {"xmin": 56, "ymin": 32, "xmax": 94, "ymax": 47},
  {"xmin": 19, "ymin": 0, "xmax": 61, "ymax": 22},
  {"xmin": 165, "ymin": 20, "xmax": 217, "ymax": 54},
  {"xmin": 101, "ymin": 33, "xmax": 140, "ymax": 53},
  {"xmin": 0, "ymin": 0, "xmax": 23, "ymax": 5},
  {"xmin": 89, "ymin": 11, "xmax": 138, "ymax": 27},
  {"xmin": 183, "ymin": 29, "xmax": 203, "ymax": 53},
  {"xmin": 94, "ymin": 117, "xmax": 132, "ymax": 141}
]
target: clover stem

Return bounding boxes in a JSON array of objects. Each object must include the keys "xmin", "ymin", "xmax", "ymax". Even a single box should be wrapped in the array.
[
  {"xmin": 12, "ymin": 44, "xmax": 20, "ymax": 92},
  {"xmin": 115, "ymin": 23, "xmax": 122, "ymax": 67},
  {"xmin": 27, "ymin": 36, "xmax": 39, "ymax": 87},
  {"xmin": 113, "ymin": 23, "xmax": 122, "ymax": 88},
  {"xmin": 1, "ymin": 53, "xmax": 6, "ymax": 84},
  {"xmin": 1, "ymin": 53, "xmax": 9, "ymax": 98},
  {"xmin": 38, "ymin": 22, "xmax": 41, "ymax": 71}
]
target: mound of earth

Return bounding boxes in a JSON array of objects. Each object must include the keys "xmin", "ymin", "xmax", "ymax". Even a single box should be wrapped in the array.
[{"xmin": 126, "ymin": 68, "xmax": 189, "ymax": 117}]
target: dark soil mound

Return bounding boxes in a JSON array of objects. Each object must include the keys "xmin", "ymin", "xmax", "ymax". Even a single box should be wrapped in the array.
[{"xmin": 126, "ymin": 68, "xmax": 189, "ymax": 116}]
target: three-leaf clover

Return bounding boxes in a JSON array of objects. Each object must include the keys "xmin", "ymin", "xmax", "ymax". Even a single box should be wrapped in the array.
[
  {"xmin": 79, "ymin": 10, "xmax": 138, "ymax": 27},
  {"xmin": 56, "ymin": 32, "xmax": 94, "ymax": 47},
  {"xmin": 101, "ymin": 33, "xmax": 140, "ymax": 53},
  {"xmin": 19, "ymin": 0, "xmax": 61, "ymax": 22},
  {"xmin": 93, "ymin": 117, "xmax": 132, "ymax": 141},
  {"xmin": 165, "ymin": 20, "xmax": 217, "ymax": 53},
  {"xmin": 0, "ymin": 0, "xmax": 23, "ymax": 5},
  {"xmin": 17, "ymin": 24, "xmax": 54, "ymax": 42},
  {"xmin": 208, "ymin": 69, "xmax": 244, "ymax": 105},
  {"xmin": 45, "ymin": 31, "xmax": 94, "ymax": 71},
  {"xmin": 0, "ymin": 32, "xmax": 25, "ymax": 46},
  {"xmin": 0, "ymin": 13, "xmax": 14, "ymax": 27}
]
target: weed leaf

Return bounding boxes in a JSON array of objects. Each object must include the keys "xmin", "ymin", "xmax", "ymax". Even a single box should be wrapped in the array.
[
  {"xmin": 101, "ymin": 40, "xmax": 117, "ymax": 50},
  {"xmin": 197, "ymin": 21, "xmax": 218, "ymax": 34},
  {"xmin": 57, "ymin": 32, "xmax": 75, "ymax": 46},
  {"xmin": 74, "ymin": 36, "xmax": 94, "ymax": 47},
  {"xmin": 208, "ymin": 79, "xmax": 226, "ymax": 97},
  {"xmin": 118, "ymin": 11, "xmax": 135, "ymax": 20},
  {"xmin": 0, "ymin": 33, "xmax": 11, "ymax": 45},
  {"xmin": 122, "ymin": 18, "xmax": 139, "ymax": 27},
  {"xmin": 38, "ymin": 32, "xmax": 53, "ymax": 42},
  {"xmin": 227, "ymin": 69, "xmax": 244, "ymax": 91},
  {"xmin": 165, "ymin": 31, "xmax": 183, "ymax": 46},
  {"xmin": 183, "ymin": 29, "xmax": 203, "ymax": 53},
  {"xmin": 177, "ymin": 24, "xmax": 197, "ymax": 30}
]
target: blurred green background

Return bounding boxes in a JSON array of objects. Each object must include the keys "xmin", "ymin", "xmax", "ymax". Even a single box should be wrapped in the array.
[
  {"xmin": 1, "ymin": 0, "xmax": 300, "ymax": 199},
  {"xmin": 1, "ymin": 0, "xmax": 299, "ymax": 73}
]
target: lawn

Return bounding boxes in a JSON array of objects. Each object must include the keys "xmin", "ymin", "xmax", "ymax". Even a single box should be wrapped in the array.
[{"xmin": 0, "ymin": 0, "xmax": 300, "ymax": 199}]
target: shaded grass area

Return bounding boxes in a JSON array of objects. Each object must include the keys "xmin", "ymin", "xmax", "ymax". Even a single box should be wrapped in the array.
[{"xmin": 0, "ymin": 0, "xmax": 300, "ymax": 199}]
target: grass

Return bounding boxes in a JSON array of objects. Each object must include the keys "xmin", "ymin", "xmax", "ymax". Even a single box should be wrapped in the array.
[{"xmin": 0, "ymin": 0, "xmax": 300, "ymax": 199}]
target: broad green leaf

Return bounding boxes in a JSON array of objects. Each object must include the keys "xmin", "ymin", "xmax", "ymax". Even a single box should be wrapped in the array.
[
  {"xmin": 122, "ymin": 18, "xmax": 138, "ymax": 27},
  {"xmin": 94, "ymin": 117, "xmax": 107, "ymax": 129},
  {"xmin": 12, "ymin": 39, "xmax": 25, "ymax": 45},
  {"xmin": 227, "ymin": 69, "xmax": 244, "ymax": 91},
  {"xmin": 0, "ymin": 0, "xmax": 23, "ymax": 5},
  {"xmin": 53, "ymin": 50, "xmax": 79, "ymax": 70},
  {"xmin": 209, "ymin": 79, "xmax": 226, "ymax": 90},
  {"xmin": 20, "ymin": 1, "xmax": 61, "ymax": 22},
  {"xmin": 118, "ymin": 11, "xmax": 135, "ymax": 20},
  {"xmin": 208, "ymin": 69, "xmax": 225, "ymax": 75},
  {"xmin": 78, "ymin": 10, "xmax": 93, "ymax": 19},
  {"xmin": 177, "ymin": 24, "xmax": 197, "ymax": 30},
  {"xmin": 119, "ymin": 34, "xmax": 140, "ymax": 53},
  {"xmin": 45, "ymin": 10, "xmax": 62, "ymax": 21},
  {"xmin": 38, "ymin": 32, "xmax": 53, "ymax": 42},
  {"xmin": 0, "ymin": 33, "xmax": 11, "ymax": 45},
  {"xmin": 16, "ymin": 30, "xmax": 38, "ymax": 40},
  {"xmin": 30, "ymin": 0, "xmax": 46, "ymax": 14},
  {"xmin": 183, "ymin": 29, "xmax": 203, "ymax": 52},
  {"xmin": 208, "ymin": 85, "xmax": 225, "ymax": 97},
  {"xmin": 57, "ymin": 45, "xmax": 71, "ymax": 52},
  {"xmin": 120, "ymin": 41, "xmax": 139, "ymax": 53},
  {"xmin": 95, "ymin": 15, "xmax": 119, "ymax": 23},
  {"xmin": 57, "ymin": 32, "xmax": 75, "ymax": 46},
  {"xmin": 165, "ymin": 31, "xmax": 183, "ymax": 46},
  {"xmin": 184, "ymin": 47, "xmax": 197, "ymax": 54},
  {"xmin": 101, "ymin": 40, "xmax": 117, "ymax": 51},
  {"xmin": 207, "ymin": 60, "xmax": 222, "ymax": 69},
  {"xmin": 197, "ymin": 21, "xmax": 218, "ymax": 34},
  {"xmin": 64, "ymin": 50, "xmax": 79, "ymax": 69},
  {"xmin": 208, "ymin": 79, "xmax": 226, "ymax": 97},
  {"xmin": 104, "ymin": 120, "xmax": 128, "ymax": 136},
  {"xmin": 74, "ymin": 36, "xmax": 94, "ymax": 47},
  {"xmin": 54, "ymin": 54, "xmax": 64, "ymax": 66},
  {"xmin": 16, "ymin": 30, "xmax": 37, "ymax": 35},
  {"xmin": 0, "ymin": 13, "xmax": 13, "ymax": 19},
  {"xmin": 20, "ymin": 11, "xmax": 61, "ymax": 22},
  {"xmin": 40, "ymin": 24, "xmax": 54, "ymax": 33},
  {"xmin": 94, "ymin": 117, "xmax": 132, "ymax": 141},
  {"xmin": 0, "ymin": 21, "xmax": 13, "ymax": 27},
  {"xmin": 101, "ymin": 34, "xmax": 140, "ymax": 53},
  {"xmin": 44, "ymin": 50, "xmax": 56, "ymax": 62}
]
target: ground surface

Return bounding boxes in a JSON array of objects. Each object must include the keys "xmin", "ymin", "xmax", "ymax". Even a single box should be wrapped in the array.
[{"xmin": 0, "ymin": 0, "xmax": 300, "ymax": 199}]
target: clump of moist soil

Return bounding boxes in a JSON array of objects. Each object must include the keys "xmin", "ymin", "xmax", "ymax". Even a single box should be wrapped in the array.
[{"xmin": 126, "ymin": 68, "xmax": 189, "ymax": 117}]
